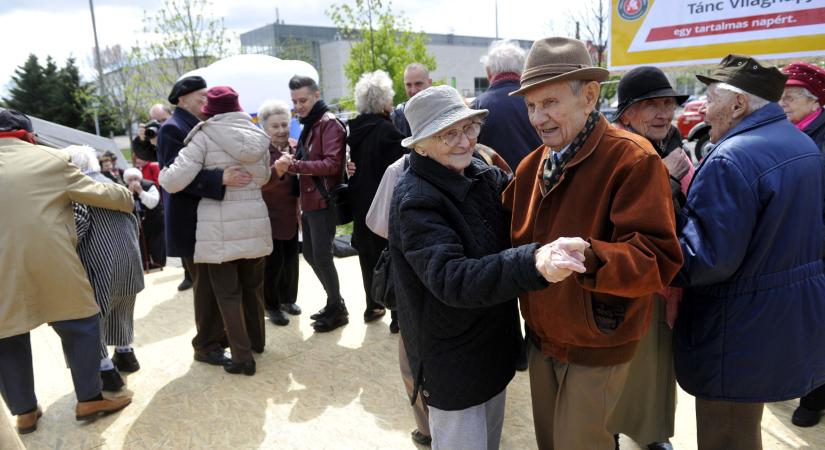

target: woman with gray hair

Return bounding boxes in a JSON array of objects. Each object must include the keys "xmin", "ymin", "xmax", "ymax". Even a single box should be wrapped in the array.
[
  {"xmin": 346, "ymin": 70, "xmax": 406, "ymax": 324},
  {"xmin": 64, "ymin": 145, "xmax": 144, "ymax": 392},
  {"xmin": 258, "ymin": 99, "xmax": 302, "ymax": 327}
]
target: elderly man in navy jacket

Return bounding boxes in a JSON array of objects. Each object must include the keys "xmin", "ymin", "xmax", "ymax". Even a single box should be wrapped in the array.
[
  {"xmin": 673, "ymin": 55, "xmax": 825, "ymax": 450},
  {"xmin": 156, "ymin": 76, "xmax": 253, "ymax": 365}
]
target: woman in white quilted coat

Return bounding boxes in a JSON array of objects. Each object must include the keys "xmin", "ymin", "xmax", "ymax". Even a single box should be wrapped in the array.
[{"xmin": 159, "ymin": 86, "xmax": 271, "ymax": 376}]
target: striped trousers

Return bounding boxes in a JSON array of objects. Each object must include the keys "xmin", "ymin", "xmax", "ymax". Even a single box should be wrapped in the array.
[{"xmin": 99, "ymin": 294, "xmax": 137, "ymax": 359}]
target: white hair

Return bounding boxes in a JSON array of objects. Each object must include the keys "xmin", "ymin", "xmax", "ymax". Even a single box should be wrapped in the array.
[
  {"xmin": 354, "ymin": 70, "xmax": 395, "ymax": 114},
  {"xmin": 786, "ymin": 86, "xmax": 820, "ymax": 103},
  {"xmin": 123, "ymin": 167, "xmax": 143, "ymax": 183},
  {"xmin": 481, "ymin": 40, "xmax": 526, "ymax": 76},
  {"xmin": 258, "ymin": 99, "xmax": 291, "ymax": 124},
  {"xmin": 714, "ymin": 82, "xmax": 770, "ymax": 111},
  {"xmin": 64, "ymin": 145, "xmax": 100, "ymax": 173}
]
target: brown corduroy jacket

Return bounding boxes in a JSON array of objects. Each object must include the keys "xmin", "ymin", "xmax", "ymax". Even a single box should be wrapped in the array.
[{"xmin": 503, "ymin": 115, "xmax": 683, "ymax": 367}]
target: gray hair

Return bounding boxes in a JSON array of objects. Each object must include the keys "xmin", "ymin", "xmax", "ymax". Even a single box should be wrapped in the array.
[
  {"xmin": 354, "ymin": 70, "xmax": 395, "ymax": 114},
  {"xmin": 714, "ymin": 82, "xmax": 769, "ymax": 111},
  {"xmin": 786, "ymin": 86, "xmax": 819, "ymax": 102},
  {"xmin": 64, "ymin": 145, "xmax": 100, "ymax": 174},
  {"xmin": 405, "ymin": 63, "xmax": 430, "ymax": 77},
  {"xmin": 481, "ymin": 40, "xmax": 526, "ymax": 76},
  {"xmin": 258, "ymin": 99, "xmax": 292, "ymax": 124}
]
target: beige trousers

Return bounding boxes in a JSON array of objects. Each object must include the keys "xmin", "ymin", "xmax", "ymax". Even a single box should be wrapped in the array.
[
  {"xmin": 695, "ymin": 398, "xmax": 763, "ymax": 450},
  {"xmin": 528, "ymin": 342, "xmax": 630, "ymax": 450}
]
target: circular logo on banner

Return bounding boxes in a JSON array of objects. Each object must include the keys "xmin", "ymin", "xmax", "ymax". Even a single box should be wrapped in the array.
[{"xmin": 618, "ymin": 0, "xmax": 648, "ymax": 21}]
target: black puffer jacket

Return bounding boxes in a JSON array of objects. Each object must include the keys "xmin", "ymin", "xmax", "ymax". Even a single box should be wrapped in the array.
[{"xmin": 389, "ymin": 151, "xmax": 547, "ymax": 411}]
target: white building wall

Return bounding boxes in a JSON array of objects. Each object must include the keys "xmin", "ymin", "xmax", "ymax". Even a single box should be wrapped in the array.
[{"xmin": 318, "ymin": 41, "xmax": 490, "ymax": 105}]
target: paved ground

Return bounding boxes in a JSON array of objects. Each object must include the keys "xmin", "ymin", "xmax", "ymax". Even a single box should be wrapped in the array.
[{"xmin": 4, "ymin": 256, "xmax": 825, "ymax": 449}]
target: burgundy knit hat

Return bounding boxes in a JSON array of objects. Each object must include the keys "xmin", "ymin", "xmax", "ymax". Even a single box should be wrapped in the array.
[
  {"xmin": 201, "ymin": 86, "xmax": 243, "ymax": 117},
  {"xmin": 782, "ymin": 62, "xmax": 825, "ymax": 106}
]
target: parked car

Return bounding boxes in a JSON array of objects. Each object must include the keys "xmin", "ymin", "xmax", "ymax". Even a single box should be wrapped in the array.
[{"xmin": 676, "ymin": 97, "xmax": 713, "ymax": 161}]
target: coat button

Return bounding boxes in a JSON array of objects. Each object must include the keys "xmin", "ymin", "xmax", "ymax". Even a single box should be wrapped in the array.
[{"xmin": 422, "ymin": 390, "xmax": 430, "ymax": 398}]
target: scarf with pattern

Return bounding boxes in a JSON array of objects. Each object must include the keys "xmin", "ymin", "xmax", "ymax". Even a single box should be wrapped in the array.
[{"xmin": 541, "ymin": 110, "xmax": 601, "ymax": 195}]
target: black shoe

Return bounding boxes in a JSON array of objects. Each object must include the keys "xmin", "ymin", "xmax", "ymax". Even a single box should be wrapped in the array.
[
  {"xmin": 515, "ymin": 341, "xmax": 528, "ymax": 372},
  {"xmin": 112, "ymin": 350, "xmax": 140, "ymax": 373},
  {"xmin": 177, "ymin": 278, "xmax": 193, "ymax": 291},
  {"xmin": 313, "ymin": 304, "xmax": 349, "ymax": 333},
  {"xmin": 101, "ymin": 368, "xmax": 125, "ymax": 392},
  {"xmin": 389, "ymin": 318, "xmax": 400, "ymax": 334},
  {"xmin": 269, "ymin": 309, "xmax": 290, "ymax": 326},
  {"xmin": 282, "ymin": 303, "xmax": 302, "ymax": 316},
  {"xmin": 364, "ymin": 307, "xmax": 386, "ymax": 323},
  {"xmin": 614, "ymin": 434, "xmax": 620, "ymax": 450},
  {"xmin": 310, "ymin": 306, "xmax": 330, "ymax": 321},
  {"xmin": 647, "ymin": 442, "xmax": 673, "ymax": 450},
  {"xmin": 194, "ymin": 349, "xmax": 230, "ymax": 366},
  {"xmin": 411, "ymin": 429, "xmax": 431, "ymax": 446},
  {"xmin": 224, "ymin": 360, "xmax": 256, "ymax": 376},
  {"xmin": 792, "ymin": 405, "xmax": 822, "ymax": 427}
]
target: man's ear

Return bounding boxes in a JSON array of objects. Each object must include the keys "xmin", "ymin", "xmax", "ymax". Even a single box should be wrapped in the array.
[
  {"xmin": 584, "ymin": 81, "xmax": 601, "ymax": 109},
  {"xmin": 732, "ymin": 93, "xmax": 748, "ymax": 119}
]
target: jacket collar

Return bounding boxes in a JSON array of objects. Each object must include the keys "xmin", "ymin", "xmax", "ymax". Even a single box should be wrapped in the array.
[
  {"xmin": 714, "ymin": 103, "xmax": 786, "ymax": 148},
  {"xmin": 804, "ymin": 108, "xmax": 825, "ymax": 138},
  {"xmin": 173, "ymin": 107, "xmax": 200, "ymax": 130},
  {"xmin": 409, "ymin": 149, "xmax": 490, "ymax": 202}
]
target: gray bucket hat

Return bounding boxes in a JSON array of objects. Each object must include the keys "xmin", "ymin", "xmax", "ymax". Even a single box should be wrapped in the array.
[{"xmin": 401, "ymin": 85, "xmax": 488, "ymax": 148}]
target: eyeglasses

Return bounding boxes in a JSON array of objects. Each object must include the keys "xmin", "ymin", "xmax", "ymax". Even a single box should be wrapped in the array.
[{"xmin": 437, "ymin": 121, "xmax": 483, "ymax": 147}]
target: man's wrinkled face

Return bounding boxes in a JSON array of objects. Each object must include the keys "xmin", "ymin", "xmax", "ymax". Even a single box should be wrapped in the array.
[
  {"xmin": 404, "ymin": 67, "xmax": 432, "ymax": 99},
  {"xmin": 149, "ymin": 105, "xmax": 171, "ymax": 123},
  {"xmin": 620, "ymin": 97, "xmax": 678, "ymax": 142},
  {"xmin": 702, "ymin": 84, "xmax": 743, "ymax": 143},
  {"xmin": 291, "ymin": 87, "xmax": 320, "ymax": 119},
  {"xmin": 524, "ymin": 81, "xmax": 597, "ymax": 150},
  {"xmin": 178, "ymin": 89, "xmax": 207, "ymax": 118}
]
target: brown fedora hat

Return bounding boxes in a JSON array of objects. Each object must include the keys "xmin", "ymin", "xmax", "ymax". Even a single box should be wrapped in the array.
[{"xmin": 510, "ymin": 37, "xmax": 609, "ymax": 97}]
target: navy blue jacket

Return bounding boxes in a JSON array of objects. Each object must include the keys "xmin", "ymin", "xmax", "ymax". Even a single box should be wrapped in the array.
[
  {"xmin": 472, "ymin": 79, "xmax": 542, "ymax": 170},
  {"xmin": 156, "ymin": 108, "xmax": 225, "ymax": 257},
  {"xmin": 389, "ymin": 151, "xmax": 547, "ymax": 410},
  {"xmin": 803, "ymin": 109, "xmax": 825, "ymax": 152},
  {"xmin": 673, "ymin": 103, "xmax": 825, "ymax": 402}
]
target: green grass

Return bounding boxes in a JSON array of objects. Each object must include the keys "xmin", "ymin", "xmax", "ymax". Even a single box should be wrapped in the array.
[{"xmin": 336, "ymin": 222, "xmax": 353, "ymax": 237}]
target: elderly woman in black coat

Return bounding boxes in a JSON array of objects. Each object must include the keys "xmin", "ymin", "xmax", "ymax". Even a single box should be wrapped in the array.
[
  {"xmin": 389, "ymin": 85, "xmax": 588, "ymax": 450},
  {"xmin": 347, "ymin": 70, "xmax": 407, "ymax": 325}
]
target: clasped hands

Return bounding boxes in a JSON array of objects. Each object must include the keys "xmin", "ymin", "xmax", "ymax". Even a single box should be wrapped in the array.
[
  {"xmin": 534, "ymin": 237, "xmax": 590, "ymax": 283},
  {"xmin": 272, "ymin": 153, "xmax": 294, "ymax": 178}
]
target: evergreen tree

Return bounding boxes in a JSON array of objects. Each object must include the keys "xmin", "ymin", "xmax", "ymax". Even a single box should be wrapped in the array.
[
  {"xmin": 4, "ymin": 54, "xmax": 46, "ymax": 115},
  {"xmin": 54, "ymin": 58, "xmax": 90, "ymax": 130}
]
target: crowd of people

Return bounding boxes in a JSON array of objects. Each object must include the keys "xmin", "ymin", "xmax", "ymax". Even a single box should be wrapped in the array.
[{"xmin": 1, "ymin": 35, "xmax": 825, "ymax": 450}]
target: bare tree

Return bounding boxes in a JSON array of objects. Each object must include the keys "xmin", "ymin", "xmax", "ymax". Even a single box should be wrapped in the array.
[
  {"xmin": 567, "ymin": 0, "xmax": 609, "ymax": 67},
  {"xmin": 90, "ymin": 45, "xmax": 151, "ymax": 141}
]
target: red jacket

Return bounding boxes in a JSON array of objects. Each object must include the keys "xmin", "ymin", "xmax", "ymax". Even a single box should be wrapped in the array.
[
  {"xmin": 288, "ymin": 112, "xmax": 346, "ymax": 212},
  {"xmin": 262, "ymin": 144, "xmax": 299, "ymax": 240},
  {"xmin": 503, "ymin": 115, "xmax": 682, "ymax": 367},
  {"xmin": 141, "ymin": 162, "xmax": 160, "ymax": 186}
]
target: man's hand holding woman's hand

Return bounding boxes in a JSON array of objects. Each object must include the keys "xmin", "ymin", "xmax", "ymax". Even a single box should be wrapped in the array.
[{"xmin": 534, "ymin": 237, "xmax": 590, "ymax": 283}]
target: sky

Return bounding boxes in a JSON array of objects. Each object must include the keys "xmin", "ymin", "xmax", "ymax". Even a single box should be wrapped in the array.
[{"xmin": 0, "ymin": 0, "xmax": 580, "ymax": 96}]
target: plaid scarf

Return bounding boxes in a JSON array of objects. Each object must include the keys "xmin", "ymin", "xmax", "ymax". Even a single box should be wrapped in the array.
[{"xmin": 541, "ymin": 110, "xmax": 601, "ymax": 195}]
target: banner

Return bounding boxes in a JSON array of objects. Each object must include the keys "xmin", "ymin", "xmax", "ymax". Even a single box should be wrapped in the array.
[{"xmin": 609, "ymin": 0, "xmax": 825, "ymax": 70}]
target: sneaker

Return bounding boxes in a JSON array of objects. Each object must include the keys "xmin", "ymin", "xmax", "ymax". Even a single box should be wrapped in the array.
[
  {"xmin": 792, "ymin": 405, "xmax": 822, "ymax": 427},
  {"xmin": 112, "ymin": 350, "xmax": 140, "ymax": 373},
  {"xmin": 177, "ymin": 278, "xmax": 193, "ymax": 291},
  {"xmin": 101, "ymin": 368, "xmax": 125, "ymax": 392}
]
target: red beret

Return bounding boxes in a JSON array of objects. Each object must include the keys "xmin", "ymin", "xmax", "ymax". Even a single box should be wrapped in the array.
[{"xmin": 782, "ymin": 62, "xmax": 825, "ymax": 106}]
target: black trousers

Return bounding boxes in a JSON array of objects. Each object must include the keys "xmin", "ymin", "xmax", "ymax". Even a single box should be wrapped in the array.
[
  {"xmin": 206, "ymin": 258, "xmax": 264, "ymax": 363},
  {"xmin": 0, "ymin": 315, "xmax": 102, "ymax": 415},
  {"xmin": 143, "ymin": 215, "xmax": 166, "ymax": 267},
  {"xmin": 302, "ymin": 208, "xmax": 343, "ymax": 307},
  {"xmin": 182, "ymin": 256, "xmax": 226, "ymax": 355},
  {"xmin": 352, "ymin": 220, "xmax": 386, "ymax": 312},
  {"xmin": 263, "ymin": 235, "xmax": 299, "ymax": 311}
]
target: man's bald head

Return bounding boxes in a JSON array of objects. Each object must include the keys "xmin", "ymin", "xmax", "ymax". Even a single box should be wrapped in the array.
[
  {"xmin": 404, "ymin": 63, "xmax": 433, "ymax": 99},
  {"xmin": 149, "ymin": 104, "xmax": 172, "ymax": 122}
]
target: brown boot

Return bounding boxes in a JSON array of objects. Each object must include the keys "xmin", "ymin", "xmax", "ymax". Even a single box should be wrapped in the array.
[
  {"xmin": 75, "ymin": 392, "xmax": 132, "ymax": 421},
  {"xmin": 16, "ymin": 406, "xmax": 42, "ymax": 434}
]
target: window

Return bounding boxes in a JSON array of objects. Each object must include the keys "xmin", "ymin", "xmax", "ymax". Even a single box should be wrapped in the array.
[{"xmin": 474, "ymin": 77, "xmax": 490, "ymax": 96}]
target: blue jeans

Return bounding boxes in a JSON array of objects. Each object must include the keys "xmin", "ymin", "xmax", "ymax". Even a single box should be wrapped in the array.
[{"xmin": 0, "ymin": 315, "xmax": 102, "ymax": 415}]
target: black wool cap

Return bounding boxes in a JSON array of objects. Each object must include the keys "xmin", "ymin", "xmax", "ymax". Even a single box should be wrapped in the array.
[
  {"xmin": 168, "ymin": 76, "xmax": 207, "ymax": 105},
  {"xmin": 0, "ymin": 109, "xmax": 33, "ymax": 132}
]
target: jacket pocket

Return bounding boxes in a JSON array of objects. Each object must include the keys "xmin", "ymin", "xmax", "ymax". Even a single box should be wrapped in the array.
[{"xmin": 583, "ymin": 290, "xmax": 627, "ymax": 335}]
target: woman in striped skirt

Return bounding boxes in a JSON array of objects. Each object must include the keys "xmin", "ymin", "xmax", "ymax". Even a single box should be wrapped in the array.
[{"xmin": 66, "ymin": 146, "xmax": 145, "ymax": 392}]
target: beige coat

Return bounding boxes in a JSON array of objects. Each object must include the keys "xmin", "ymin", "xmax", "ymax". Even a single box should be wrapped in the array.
[
  {"xmin": 0, "ymin": 138, "xmax": 134, "ymax": 340},
  {"xmin": 159, "ymin": 112, "xmax": 272, "ymax": 264}
]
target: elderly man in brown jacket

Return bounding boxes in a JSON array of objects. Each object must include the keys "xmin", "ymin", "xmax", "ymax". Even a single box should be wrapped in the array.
[
  {"xmin": 0, "ymin": 110, "xmax": 134, "ymax": 434},
  {"xmin": 503, "ymin": 38, "xmax": 683, "ymax": 449}
]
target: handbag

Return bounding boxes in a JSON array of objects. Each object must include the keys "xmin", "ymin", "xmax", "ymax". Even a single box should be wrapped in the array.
[
  {"xmin": 311, "ymin": 177, "xmax": 352, "ymax": 226},
  {"xmin": 371, "ymin": 246, "xmax": 396, "ymax": 310}
]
